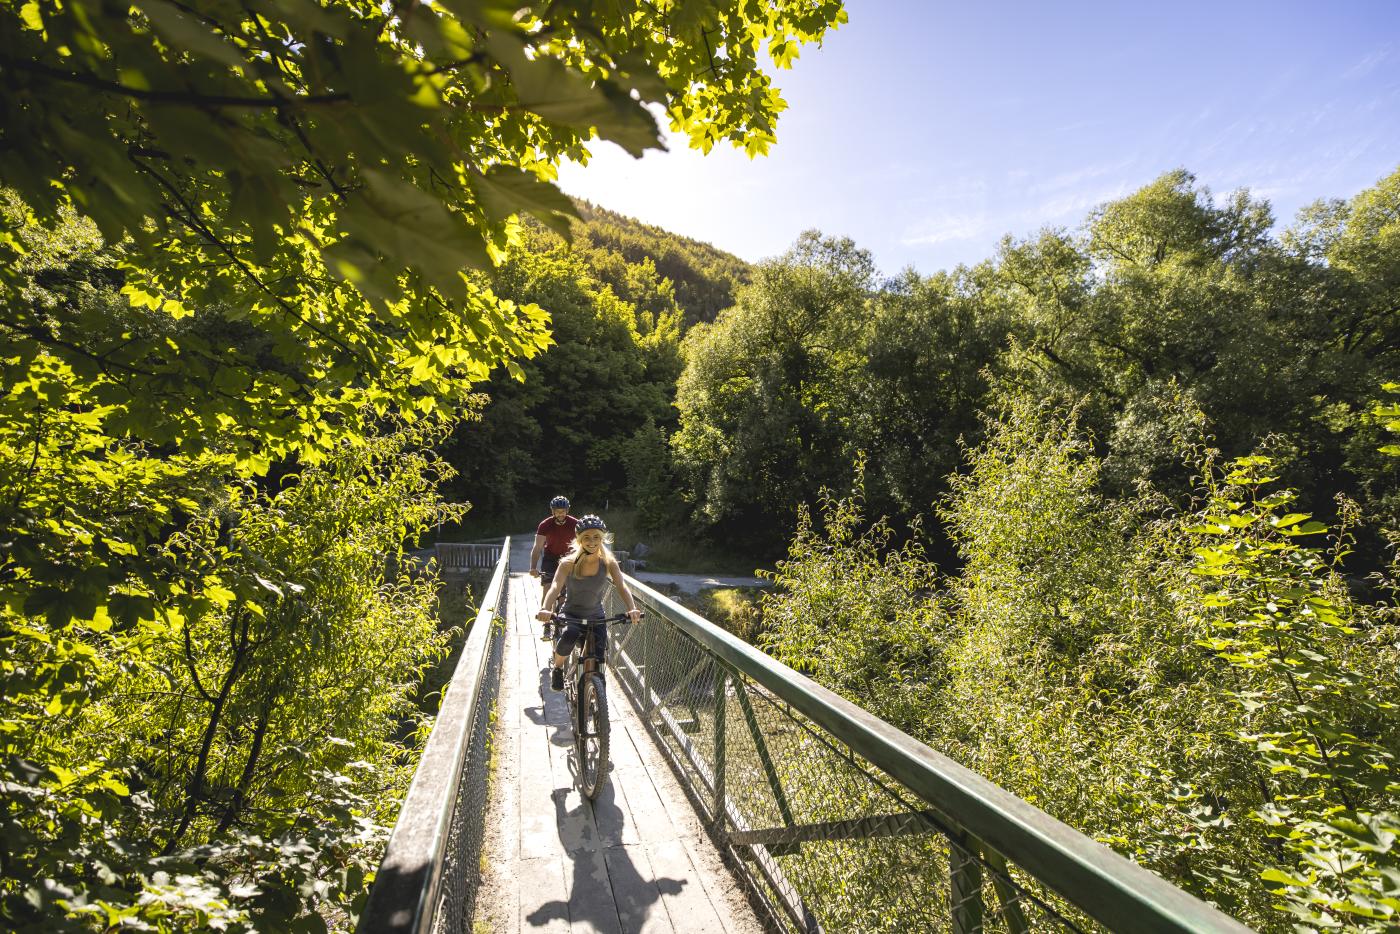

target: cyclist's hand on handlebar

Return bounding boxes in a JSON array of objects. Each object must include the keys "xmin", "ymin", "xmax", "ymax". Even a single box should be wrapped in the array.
[
  {"xmin": 535, "ymin": 609, "xmax": 552, "ymax": 622},
  {"xmin": 627, "ymin": 608, "xmax": 643, "ymax": 623},
  {"xmin": 529, "ymin": 567, "xmax": 540, "ymax": 578}
]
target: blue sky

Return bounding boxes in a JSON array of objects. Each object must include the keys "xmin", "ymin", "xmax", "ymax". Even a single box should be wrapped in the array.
[{"xmin": 556, "ymin": 0, "xmax": 1400, "ymax": 276}]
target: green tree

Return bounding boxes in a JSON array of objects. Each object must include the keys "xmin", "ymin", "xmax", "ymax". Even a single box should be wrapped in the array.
[
  {"xmin": 2, "ymin": 417, "xmax": 462, "ymax": 930},
  {"xmin": 993, "ymin": 172, "xmax": 1289, "ymax": 477},
  {"xmin": 854, "ymin": 265, "xmax": 1001, "ymax": 527},
  {"xmin": 987, "ymin": 167, "xmax": 1400, "ymax": 534},
  {"xmin": 621, "ymin": 417, "xmax": 689, "ymax": 532},
  {"xmin": 672, "ymin": 230, "xmax": 875, "ymax": 551},
  {"xmin": 439, "ymin": 244, "xmax": 681, "ymax": 514},
  {"xmin": 762, "ymin": 399, "xmax": 1400, "ymax": 931}
]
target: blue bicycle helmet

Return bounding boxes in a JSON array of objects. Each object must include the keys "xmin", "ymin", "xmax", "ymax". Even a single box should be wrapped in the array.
[
  {"xmin": 576, "ymin": 514, "xmax": 607, "ymax": 532},
  {"xmin": 549, "ymin": 495, "xmax": 570, "ymax": 509}
]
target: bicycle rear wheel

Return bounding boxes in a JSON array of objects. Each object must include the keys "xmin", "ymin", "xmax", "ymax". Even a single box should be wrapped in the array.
[{"xmin": 578, "ymin": 672, "xmax": 610, "ymax": 799}]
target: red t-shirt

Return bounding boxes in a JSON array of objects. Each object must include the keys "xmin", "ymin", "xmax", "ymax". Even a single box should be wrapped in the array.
[{"xmin": 536, "ymin": 515, "xmax": 579, "ymax": 557}]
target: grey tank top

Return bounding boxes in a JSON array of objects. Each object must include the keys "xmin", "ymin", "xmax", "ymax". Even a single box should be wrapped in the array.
[{"xmin": 563, "ymin": 555, "xmax": 612, "ymax": 616}]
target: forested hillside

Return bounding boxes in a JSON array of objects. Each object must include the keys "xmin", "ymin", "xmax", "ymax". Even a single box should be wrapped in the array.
[
  {"xmin": 573, "ymin": 201, "xmax": 753, "ymax": 325},
  {"xmin": 438, "ymin": 205, "xmax": 751, "ymax": 519}
]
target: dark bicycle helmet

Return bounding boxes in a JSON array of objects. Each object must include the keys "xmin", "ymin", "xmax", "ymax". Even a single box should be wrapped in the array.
[
  {"xmin": 549, "ymin": 495, "xmax": 570, "ymax": 509},
  {"xmin": 576, "ymin": 514, "xmax": 607, "ymax": 532}
]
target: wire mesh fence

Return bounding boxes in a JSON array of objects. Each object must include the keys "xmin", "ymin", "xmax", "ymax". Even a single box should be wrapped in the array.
[
  {"xmin": 429, "ymin": 573, "xmax": 508, "ymax": 934},
  {"xmin": 358, "ymin": 540, "xmax": 510, "ymax": 934},
  {"xmin": 606, "ymin": 579, "xmax": 1251, "ymax": 934}
]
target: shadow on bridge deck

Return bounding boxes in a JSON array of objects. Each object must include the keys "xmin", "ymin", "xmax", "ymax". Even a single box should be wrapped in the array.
[{"xmin": 476, "ymin": 544, "xmax": 762, "ymax": 934}]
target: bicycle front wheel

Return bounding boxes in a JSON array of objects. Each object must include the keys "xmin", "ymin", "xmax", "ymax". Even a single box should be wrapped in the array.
[{"xmin": 578, "ymin": 672, "xmax": 610, "ymax": 799}]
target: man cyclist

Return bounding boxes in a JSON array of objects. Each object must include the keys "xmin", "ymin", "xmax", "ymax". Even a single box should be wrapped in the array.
[{"xmin": 530, "ymin": 495, "xmax": 577, "ymax": 640}]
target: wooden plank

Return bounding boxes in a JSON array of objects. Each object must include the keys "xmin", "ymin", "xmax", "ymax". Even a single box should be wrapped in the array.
[
  {"xmin": 673, "ymin": 834, "xmax": 754, "ymax": 934},
  {"xmin": 518, "ymin": 734, "xmax": 562, "ymax": 859},
  {"xmin": 603, "ymin": 845, "xmax": 675, "ymax": 934},
  {"xmin": 548, "ymin": 753, "xmax": 605, "ymax": 856},
  {"xmin": 493, "ymin": 643, "xmax": 523, "ymax": 866},
  {"xmin": 518, "ymin": 855, "xmax": 572, "ymax": 933},
  {"xmin": 614, "ymin": 723, "xmax": 707, "ymax": 842},
  {"xmin": 591, "ymin": 770, "xmax": 641, "ymax": 848},
  {"xmin": 646, "ymin": 840, "xmax": 728, "ymax": 934},
  {"xmin": 610, "ymin": 761, "xmax": 679, "ymax": 846},
  {"xmin": 519, "ymin": 620, "xmax": 565, "ymax": 861},
  {"xmin": 564, "ymin": 845, "xmax": 625, "ymax": 934}
]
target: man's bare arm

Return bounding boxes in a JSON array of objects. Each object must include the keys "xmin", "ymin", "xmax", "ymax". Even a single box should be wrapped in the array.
[{"xmin": 529, "ymin": 534, "xmax": 546, "ymax": 577}]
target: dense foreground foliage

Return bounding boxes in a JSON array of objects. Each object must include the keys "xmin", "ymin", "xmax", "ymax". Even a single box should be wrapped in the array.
[
  {"xmin": 761, "ymin": 402, "xmax": 1400, "ymax": 932},
  {"xmin": 1, "ymin": 277, "xmax": 463, "ymax": 926},
  {"xmin": 1, "ymin": 0, "xmax": 846, "ymax": 926}
]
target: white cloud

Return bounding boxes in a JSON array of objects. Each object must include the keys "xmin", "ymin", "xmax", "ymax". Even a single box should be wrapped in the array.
[
  {"xmin": 900, "ymin": 214, "xmax": 993, "ymax": 246},
  {"xmin": 1026, "ymin": 159, "xmax": 1137, "ymax": 196},
  {"xmin": 1022, "ymin": 185, "xmax": 1131, "ymax": 224},
  {"xmin": 1343, "ymin": 47, "xmax": 1391, "ymax": 80}
]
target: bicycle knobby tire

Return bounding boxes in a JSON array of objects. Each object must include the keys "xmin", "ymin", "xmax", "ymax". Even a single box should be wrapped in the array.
[{"xmin": 578, "ymin": 671, "xmax": 610, "ymax": 799}]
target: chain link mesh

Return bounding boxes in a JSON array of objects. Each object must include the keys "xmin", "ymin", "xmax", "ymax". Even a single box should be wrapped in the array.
[
  {"xmin": 428, "ymin": 565, "xmax": 509, "ymax": 934},
  {"xmin": 607, "ymin": 584, "xmax": 1100, "ymax": 934}
]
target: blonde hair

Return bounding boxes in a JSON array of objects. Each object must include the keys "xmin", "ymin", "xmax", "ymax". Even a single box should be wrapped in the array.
[{"xmin": 565, "ymin": 531, "xmax": 614, "ymax": 579}]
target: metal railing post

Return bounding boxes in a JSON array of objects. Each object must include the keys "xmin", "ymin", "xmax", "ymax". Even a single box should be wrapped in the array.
[
  {"xmin": 950, "ymin": 837, "xmax": 985, "ymax": 934},
  {"xmin": 714, "ymin": 669, "xmax": 728, "ymax": 833},
  {"xmin": 642, "ymin": 615, "xmax": 653, "ymax": 716}
]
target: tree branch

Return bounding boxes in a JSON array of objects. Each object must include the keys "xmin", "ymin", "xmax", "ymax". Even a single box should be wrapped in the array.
[
  {"xmin": 3, "ymin": 57, "xmax": 350, "ymax": 109},
  {"xmin": 127, "ymin": 151, "xmax": 365, "ymax": 362}
]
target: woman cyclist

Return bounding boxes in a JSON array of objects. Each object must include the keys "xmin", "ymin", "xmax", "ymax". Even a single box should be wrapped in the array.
[{"xmin": 536, "ymin": 514, "xmax": 642, "ymax": 691}]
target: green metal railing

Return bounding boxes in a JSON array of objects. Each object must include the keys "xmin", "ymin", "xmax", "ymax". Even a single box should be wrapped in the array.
[
  {"xmin": 606, "ymin": 576, "xmax": 1254, "ymax": 934},
  {"xmin": 359, "ymin": 539, "xmax": 510, "ymax": 934}
]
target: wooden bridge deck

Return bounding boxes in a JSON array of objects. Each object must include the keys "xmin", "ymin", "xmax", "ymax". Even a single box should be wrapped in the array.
[{"xmin": 474, "ymin": 538, "xmax": 762, "ymax": 934}]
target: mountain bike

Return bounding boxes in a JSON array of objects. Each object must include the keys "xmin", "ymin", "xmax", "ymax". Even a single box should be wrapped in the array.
[{"xmin": 554, "ymin": 612, "xmax": 640, "ymax": 799}]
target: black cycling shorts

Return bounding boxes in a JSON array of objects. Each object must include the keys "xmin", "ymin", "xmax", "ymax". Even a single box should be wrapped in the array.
[
  {"xmin": 540, "ymin": 552, "xmax": 561, "ymax": 587},
  {"xmin": 554, "ymin": 609, "xmax": 607, "ymax": 661}
]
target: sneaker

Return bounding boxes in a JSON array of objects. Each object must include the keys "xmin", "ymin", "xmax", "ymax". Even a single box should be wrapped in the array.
[
  {"xmin": 539, "ymin": 621, "xmax": 552, "ymax": 641},
  {"xmin": 550, "ymin": 667, "xmax": 564, "ymax": 692}
]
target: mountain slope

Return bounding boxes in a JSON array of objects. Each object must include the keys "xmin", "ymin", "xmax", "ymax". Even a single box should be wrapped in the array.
[{"xmin": 566, "ymin": 201, "xmax": 752, "ymax": 327}]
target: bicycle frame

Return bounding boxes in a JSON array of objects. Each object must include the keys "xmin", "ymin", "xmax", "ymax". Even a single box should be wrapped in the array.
[
  {"xmin": 558, "ymin": 614, "xmax": 629, "ymax": 700},
  {"xmin": 554, "ymin": 613, "xmax": 636, "ymax": 798}
]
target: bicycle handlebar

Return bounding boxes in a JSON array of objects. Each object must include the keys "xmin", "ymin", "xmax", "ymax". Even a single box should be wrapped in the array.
[{"xmin": 552, "ymin": 612, "xmax": 644, "ymax": 625}]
